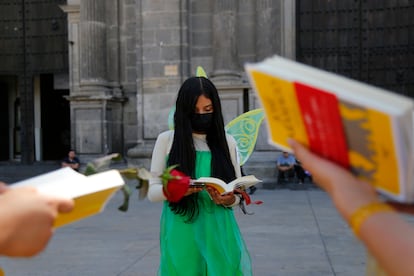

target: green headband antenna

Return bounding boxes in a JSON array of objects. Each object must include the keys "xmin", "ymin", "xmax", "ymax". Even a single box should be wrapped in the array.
[{"xmin": 196, "ymin": 66, "xmax": 208, "ymax": 78}]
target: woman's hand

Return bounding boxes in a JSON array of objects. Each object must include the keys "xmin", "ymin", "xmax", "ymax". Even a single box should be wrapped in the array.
[
  {"xmin": 0, "ymin": 186, "xmax": 74, "ymax": 257},
  {"xmin": 289, "ymin": 139, "xmax": 379, "ymax": 221},
  {"xmin": 206, "ymin": 187, "xmax": 236, "ymax": 206},
  {"xmin": 184, "ymin": 186, "xmax": 204, "ymax": 196},
  {"xmin": 290, "ymin": 139, "xmax": 414, "ymax": 217}
]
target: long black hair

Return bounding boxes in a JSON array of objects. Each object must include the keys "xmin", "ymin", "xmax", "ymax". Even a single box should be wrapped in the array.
[{"xmin": 167, "ymin": 76, "xmax": 236, "ymax": 222}]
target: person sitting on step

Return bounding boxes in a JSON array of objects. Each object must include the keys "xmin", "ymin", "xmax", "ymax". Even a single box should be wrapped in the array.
[
  {"xmin": 294, "ymin": 159, "xmax": 307, "ymax": 184},
  {"xmin": 276, "ymin": 151, "xmax": 296, "ymax": 184}
]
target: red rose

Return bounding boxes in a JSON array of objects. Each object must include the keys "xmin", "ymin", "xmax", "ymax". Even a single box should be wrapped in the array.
[{"xmin": 161, "ymin": 166, "xmax": 190, "ymax": 203}]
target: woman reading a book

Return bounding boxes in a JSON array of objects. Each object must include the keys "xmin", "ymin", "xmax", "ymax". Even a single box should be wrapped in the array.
[
  {"xmin": 289, "ymin": 139, "xmax": 414, "ymax": 276},
  {"xmin": 147, "ymin": 76, "xmax": 252, "ymax": 275}
]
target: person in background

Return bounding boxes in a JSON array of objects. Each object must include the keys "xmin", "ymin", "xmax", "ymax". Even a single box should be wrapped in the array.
[
  {"xmin": 0, "ymin": 182, "xmax": 74, "ymax": 257},
  {"xmin": 290, "ymin": 138, "xmax": 414, "ymax": 276},
  {"xmin": 294, "ymin": 159, "xmax": 307, "ymax": 184},
  {"xmin": 276, "ymin": 151, "xmax": 296, "ymax": 184},
  {"xmin": 61, "ymin": 150, "xmax": 80, "ymax": 171},
  {"xmin": 147, "ymin": 76, "xmax": 252, "ymax": 275}
]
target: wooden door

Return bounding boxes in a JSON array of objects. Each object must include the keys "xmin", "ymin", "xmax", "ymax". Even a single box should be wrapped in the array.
[{"xmin": 296, "ymin": 0, "xmax": 414, "ymax": 96}]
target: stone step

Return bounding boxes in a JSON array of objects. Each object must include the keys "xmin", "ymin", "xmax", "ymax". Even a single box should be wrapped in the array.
[
  {"xmin": 241, "ymin": 150, "xmax": 317, "ymax": 190},
  {"xmin": 243, "ymin": 150, "xmax": 278, "ymax": 189},
  {"xmin": 0, "ymin": 161, "xmax": 61, "ymax": 183},
  {"xmin": 0, "ymin": 150, "xmax": 312, "ymax": 191}
]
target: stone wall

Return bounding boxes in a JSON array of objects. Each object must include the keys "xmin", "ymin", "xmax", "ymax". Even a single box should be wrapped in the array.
[{"xmin": 63, "ymin": 0, "xmax": 295, "ymax": 167}]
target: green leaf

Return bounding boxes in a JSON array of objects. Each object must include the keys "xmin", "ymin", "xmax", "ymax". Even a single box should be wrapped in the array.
[
  {"xmin": 81, "ymin": 153, "xmax": 159, "ymax": 212},
  {"xmin": 136, "ymin": 167, "xmax": 152, "ymax": 180},
  {"xmin": 138, "ymin": 179, "xmax": 149, "ymax": 200},
  {"xmin": 83, "ymin": 164, "xmax": 97, "ymax": 176},
  {"xmin": 119, "ymin": 168, "xmax": 139, "ymax": 180},
  {"xmin": 92, "ymin": 153, "xmax": 120, "ymax": 172},
  {"xmin": 118, "ymin": 184, "xmax": 132, "ymax": 212}
]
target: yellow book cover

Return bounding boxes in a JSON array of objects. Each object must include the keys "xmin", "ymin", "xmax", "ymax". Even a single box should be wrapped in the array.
[
  {"xmin": 191, "ymin": 175, "xmax": 261, "ymax": 195},
  {"xmin": 245, "ymin": 55, "xmax": 414, "ymax": 203},
  {"xmin": 11, "ymin": 167, "xmax": 124, "ymax": 227}
]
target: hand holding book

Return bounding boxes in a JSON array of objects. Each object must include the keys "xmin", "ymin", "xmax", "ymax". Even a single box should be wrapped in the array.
[
  {"xmin": 245, "ymin": 55, "xmax": 414, "ymax": 203},
  {"xmin": 190, "ymin": 175, "xmax": 261, "ymax": 195},
  {"xmin": 191, "ymin": 175, "xmax": 263, "ymax": 211},
  {"xmin": 12, "ymin": 168, "xmax": 124, "ymax": 228}
]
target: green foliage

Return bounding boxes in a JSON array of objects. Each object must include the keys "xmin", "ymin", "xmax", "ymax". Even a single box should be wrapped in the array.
[
  {"xmin": 117, "ymin": 185, "xmax": 131, "ymax": 212},
  {"xmin": 84, "ymin": 154, "xmax": 151, "ymax": 212}
]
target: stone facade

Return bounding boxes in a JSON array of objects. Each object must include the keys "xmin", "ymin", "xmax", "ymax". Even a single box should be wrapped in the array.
[{"xmin": 61, "ymin": 0, "xmax": 295, "ymax": 165}]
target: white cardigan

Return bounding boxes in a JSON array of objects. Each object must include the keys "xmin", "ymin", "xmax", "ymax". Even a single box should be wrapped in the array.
[{"xmin": 147, "ymin": 130, "xmax": 241, "ymax": 206}]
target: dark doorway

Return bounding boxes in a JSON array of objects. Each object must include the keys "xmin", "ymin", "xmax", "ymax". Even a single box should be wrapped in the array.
[
  {"xmin": 296, "ymin": 0, "xmax": 414, "ymax": 96},
  {"xmin": 0, "ymin": 80, "xmax": 10, "ymax": 160},
  {"xmin": 40, "ymin": 74, "xmax": 70, "ymax": 160}
]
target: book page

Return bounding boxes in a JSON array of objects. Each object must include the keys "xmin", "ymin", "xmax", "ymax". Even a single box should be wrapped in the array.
[
  {"xmin": 195, "ymin": 175, "xmax": 261, "ymax": 195},
  {"xmin": 12, "ymin": 167, "xmax": 85, "ymax": 198},
  {"xmin": 230, "ymin": 175, "xmax": 261, "ymax": 191},
  {"xmin": 194, "ymin": 177, "xmax": 228, "ymax": 194},
  {"xmin": 12, "ymin": 168, "xmax": 123, "ymax": 198},
  {"xmin": 12, "ymin": 168, "xmax": 124, "ymax": 227}
]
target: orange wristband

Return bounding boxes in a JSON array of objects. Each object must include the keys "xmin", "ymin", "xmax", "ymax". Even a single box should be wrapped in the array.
[{"xmin": 350, "ymin": 202, "xmax": 394, "ymax": 238}]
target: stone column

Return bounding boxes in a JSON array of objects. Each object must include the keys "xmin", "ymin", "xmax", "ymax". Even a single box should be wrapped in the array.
[
  {"xmin": 255, "ymin": 0, "xmax": 295, "ymax": 60},
  {"xmin": 62, "ymin": 1, "xmax": 125, "ymax": 162},
  {"xmin": 105, "ymin": 0, "xmax": 122, "ymax": 97},
  {"xmin": 60, "ymin": 4, "xmax": 80, "ymax": 94},
  {"xmin": 211, "ymin": 0, "xmax": 241, "ymax": 83},
  {"xmin": 255, "ymin": 0, "xmax": 281, "ymax": 61},
  {"xmin": 281, "ymin": 0, "xmax": 296, "ymax": 59},
  {"xmin": 252, "ymin": 0, "xmax": 296, "ymax": 152},
  {"xmin": 210, "ymin": 0, "xmax": 245, "ymax": 137},
  {"xmin": 79, "ymin": 0, "xmax": 108, "ymax": 92}
]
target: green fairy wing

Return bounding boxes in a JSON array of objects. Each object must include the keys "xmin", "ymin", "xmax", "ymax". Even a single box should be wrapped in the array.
[
  {"xmin": 168, "ymin": 106, "xmax": 175, "ymax": 130},
  {"xmin": 225, "ymin": 108, "xmax": 265, "ymax": 166}
]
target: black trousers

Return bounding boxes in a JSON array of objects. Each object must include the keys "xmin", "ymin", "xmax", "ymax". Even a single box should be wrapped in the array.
[
  {"xmin": 294, "ymin": 164, "xmax": 305, "ymax": 182},
  {"xmin": 277, "ymin": 165, "xmax": 306, "ymax": 183},
  {"xmin": 277, "ymin": 166, "xmax": 295, "ymax": 180}
]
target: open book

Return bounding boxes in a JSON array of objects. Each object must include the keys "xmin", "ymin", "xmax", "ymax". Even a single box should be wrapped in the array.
[
  {"xmin": 191, "ymin": 175, "xmax": 261, "ymax": 195},
  {"xmin": 245, "ymin": 55, "xmax": 414, "ymax": 203},
  {"xmin": 12, "ymin": 167, "xmax": 124, "ymax": 227}
]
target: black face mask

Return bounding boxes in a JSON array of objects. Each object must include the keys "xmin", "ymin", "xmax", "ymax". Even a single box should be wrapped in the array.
[{"xmin": 191, "ymin": 113, "xmax": 213, "ymax": 133}]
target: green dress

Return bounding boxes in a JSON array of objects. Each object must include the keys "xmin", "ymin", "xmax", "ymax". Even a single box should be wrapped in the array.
[{"xmin": 159, "ymin": 151, "xmax": 252, "ymax": 276}]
